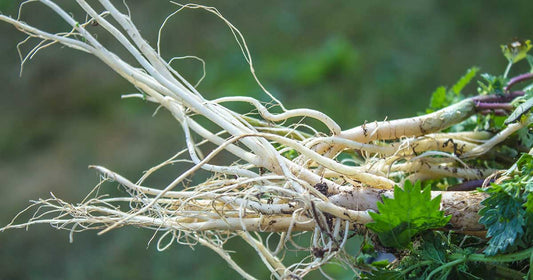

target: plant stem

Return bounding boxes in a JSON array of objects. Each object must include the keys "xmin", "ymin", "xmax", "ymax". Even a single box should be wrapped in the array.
[
  {"xmin": 474, "ymin": 102, "xmax": 514, "ymax": 111},
  {"xmin": 488, "ymin": 263, "xmax": 525, "ymax": 280},
  {"xmin": 425, "ymin": 248, "xmax": 533, "ymax": 280},
  {"xmin": 451, "ymin": 247, "xmax": 533, "ymax": 263},
  {"xmin": 505, "ymin": 72, "xmax": 533, "ymax": 91},
  {"xmin": 526, "ymin": 252, "xmax": 533, "ymax": 279},
  {"xmin": 504, "ymin": 61, "xmax": 513, "ymax": 78},
  {"xmin": 399, "ymin": 260, "xmax": 433, "ymax": 276},
  {"xmin": 473, "ymin": 91, "xmax": 524, "ymax": 103},
  {"xmin": 426, "ymin": 257, "xmax": 465, "ymax": 279},
  {"xmin": 447, "ymin": 179, "xmax": 491, "ymax": 191}
]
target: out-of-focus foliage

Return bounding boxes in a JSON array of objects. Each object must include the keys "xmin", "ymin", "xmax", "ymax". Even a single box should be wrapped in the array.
[
  {"xmin": 501, "ymin": 39, "xmax": 532, "ymax": 63},
  {"xmin": 477, "ymin": 73, "xmax": 508, "ymax": 95},
  {"xmin": 427, "ymin": 67, "xmax": 479, "ymax": 113},
  {"xmin": 1, "ymin": 1, "xmax": 533, "ymax": 279}
]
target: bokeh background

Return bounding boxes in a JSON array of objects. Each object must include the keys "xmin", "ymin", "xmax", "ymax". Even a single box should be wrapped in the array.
[{"xmin": 1, "ymin": 1, "xmax": 532, "ymax": 279}]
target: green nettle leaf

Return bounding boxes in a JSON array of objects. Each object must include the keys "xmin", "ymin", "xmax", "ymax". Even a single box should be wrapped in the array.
[
  {"xmin": 451, "ymin": 67, "xmax": 479, "ymax": 95},
  {"xmin": 427, "ymin": 68, "xmax": 479, "ymax": 113},
  {"xmin": 418, "ymin": 233, "xmax": 447, "ymax": 265},
  {"xmin": 477, "ymin": 73, "xmax": 507, "ymax": 95},
  {"xmin": 366, "ymin": 181, "xmax": 451, "ymax": 248},
  {"xmin": 429, "ymin": 86, "xmax": 447, "ymax": 111},
  {"xmin": 501, "ymin": 39, "xmax": 532, "ymax": 63}
]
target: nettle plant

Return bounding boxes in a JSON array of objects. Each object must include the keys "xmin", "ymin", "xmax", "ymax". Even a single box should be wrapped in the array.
[{"xmin": 1, "ymin": 1, "xmax": 533, "ymax": 279}]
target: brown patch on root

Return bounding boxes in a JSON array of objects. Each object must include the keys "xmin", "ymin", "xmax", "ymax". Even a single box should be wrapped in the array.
[{"xmin": 440, "ymin": 191, "xmax": 487, "ymax": 231}]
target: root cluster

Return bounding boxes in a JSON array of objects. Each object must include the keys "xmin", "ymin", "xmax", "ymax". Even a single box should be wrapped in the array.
[{"xmin": 1, "ymin": 1, "xmax": 528, "ymax": 279}]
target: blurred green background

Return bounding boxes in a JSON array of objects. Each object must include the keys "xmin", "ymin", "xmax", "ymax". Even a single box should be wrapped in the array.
[{"xmin": 0, "ymin": 1, "xmax": 532, "ymax": 279}]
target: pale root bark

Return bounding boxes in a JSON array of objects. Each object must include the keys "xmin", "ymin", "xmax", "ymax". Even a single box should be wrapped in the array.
[
  {"xmin": 313, "ymin": 99, "xmax": 476, "ymax": 156},
  {"xmin": 0, "ymin": 188, "xmax": 485, "ymax": 233},
  {"xmin": 340, "ymin": 99, "xmax": 476, "ymax": 143},
  {"xmin": 329, "ymin": 189, "xmax": 486, "ymax": 231},
  {"xmin": 439, "ymin": 191, "xmax": 486, "ymax": 231},
  {"xmin": 1, "ymin": 2, "xmax": 523, "ymax": 279}
]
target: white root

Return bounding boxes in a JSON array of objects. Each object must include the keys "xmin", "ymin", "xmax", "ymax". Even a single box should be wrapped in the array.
[
  {"xmin": 213, "ymin": 96, "xmax": 341, "ymax": 135},
  {"xmin": 0, "ymin": 1, "xmax": 526, "ymax": 278},
  {"xmin": 461, "ymin": 122, "xmax": 526, "ymax": 158}
]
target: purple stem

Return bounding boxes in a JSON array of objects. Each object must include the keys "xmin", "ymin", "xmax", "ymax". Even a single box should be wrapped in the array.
[
  {"xmin": 475, "ymin": 102, "xmax": 514, "ymax": 110},
  {"xmin": 479, "ymin": 109, "xmax": 508, "ymax": 116},
  {"xmin": 472, "ymin": 91, "xmax": 524, "ymax": 103},
  {"xmin": 473, "ymin": 93, "xmax": 518, "ymax": 114},
  {"xmin": 448, "ymin": 179, "xmax": 494, "ymax": 191},
  {"xmin": 504, "ymin": 72, "xmax": 533, "ymax": 92}
]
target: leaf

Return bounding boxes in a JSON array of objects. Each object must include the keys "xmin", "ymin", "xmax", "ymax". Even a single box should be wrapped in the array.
[
  {"xmin": 501, "ymin": 39, "xmax": 532, "ymax": 63},
  {"xmin": 418, "ymin": 232, "xmax": 447, "ymax": 264},
  {"xmin": 452, "ymin": 67, "xmax": 479, "ymax": 95},
  {"xmin": 282, "ymin": 149, "xmax": 299, "ymax": 160},
  {"xmin": 370, "ymin": 259, "xmax": 390, "ymax": 268},
  {"xmin": 517, "ymin": 126, "xmax": 533, "ymax": 148},
  {"xmin": 516, "ymin": 153, "xmax": 533, "ymax": 176},
  {"xmin": 477, "ymin": 73, "xmax": 507, "ymax": 95},
  {"xmin": 517, "ymin": 154, "xmax": 533, "ymax": 212},
  {"xmin": 428, "ymin": 86, "xmax": 447, "ymax": 111},
  {"xmin": 527, "ymin": 55, "xmax": 533, "ymax": 72},
  {"xmin": 504, "ymin": 96, "xmax": 533, "ymax": 124},
  {"xmin": 525, "ymin": 193, "xmax": 533, "ymax": 213},
  {"xmin": 366, "ymin": 181, "xmax": 451, "ymax": 248},
  {"xmin": 479, "ymin": 188, "xmax": 526, "ymax": 255},
  {"xmin": 362, "ymin": 269, "xmax": 404, "ymax": 280},
  {"xmin": 427, "ymin": 68, "xmax": 479, "ymax": 113},
  {"xmin": 479, "ymin": 153, "xmax": 533, "ymax": 255}
]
